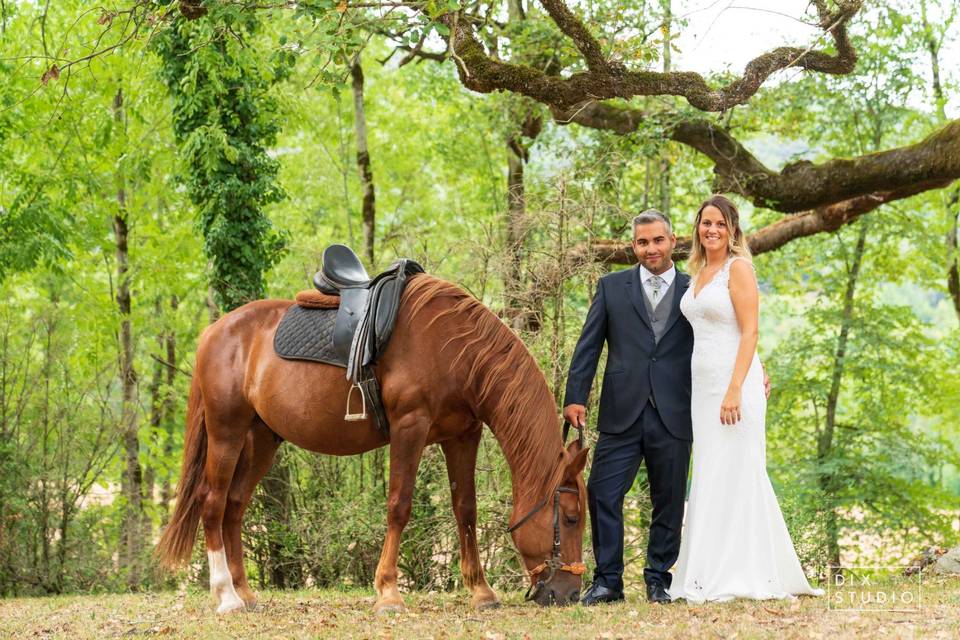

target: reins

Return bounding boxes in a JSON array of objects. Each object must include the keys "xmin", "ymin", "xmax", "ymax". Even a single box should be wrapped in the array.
[{"xmin": 508, "ymin": 421, "xmax": 588, "ymax": 601}]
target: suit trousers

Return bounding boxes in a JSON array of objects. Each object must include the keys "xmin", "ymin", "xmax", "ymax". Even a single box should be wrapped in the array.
[{"xmin": 587, "ymin": 399, "xmax": 691, "ymax": 592}]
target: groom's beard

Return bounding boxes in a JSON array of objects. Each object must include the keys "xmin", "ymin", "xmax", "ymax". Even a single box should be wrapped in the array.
[{"xmin": 640, "ymin": 257, "xmax": 674, "ymax": 275}]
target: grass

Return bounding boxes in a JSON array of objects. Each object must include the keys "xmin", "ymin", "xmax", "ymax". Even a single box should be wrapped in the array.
[{"xmin": 1, "ymin": 575, "xmax": 958, "ymax": 639}]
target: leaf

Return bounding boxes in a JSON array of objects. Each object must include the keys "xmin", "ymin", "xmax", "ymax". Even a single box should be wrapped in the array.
[{"xmin": 41, "ymin": 64, "xmax": 60, "ymax": 85}]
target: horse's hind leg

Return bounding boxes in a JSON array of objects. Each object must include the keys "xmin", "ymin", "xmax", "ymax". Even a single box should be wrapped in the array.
[
  {"xmin": 202, "ymin": 403, "xmax": 252, "ymax": 614},
  {"xmin": 373, "ymin": 409, "xmax": 430, "ymax": 614},
  {"xmin": 440, "ymin": 426, "xmax": 500, "ymax": 610},
  {"xmin": 223, "ymin": 418, "xmax": 281, "ymax": 609}
]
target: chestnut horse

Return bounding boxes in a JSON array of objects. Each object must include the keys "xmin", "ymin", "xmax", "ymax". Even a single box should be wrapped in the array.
[{"xmin": 157, "ymin": 274, "xmax": 589, "ymax": 612}]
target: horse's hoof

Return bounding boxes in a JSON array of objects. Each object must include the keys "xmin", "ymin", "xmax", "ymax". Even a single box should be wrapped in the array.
[
  {"xmin": 216, "ymin": 595, "xmax": 246, "ymax": 615},
  {"xmin": 473, "ymin": 599, "xmax": 501, "ymax": 611},
  {"xmin": 374, "ymin": 602, "xmax": 405, "ymax": 616}
]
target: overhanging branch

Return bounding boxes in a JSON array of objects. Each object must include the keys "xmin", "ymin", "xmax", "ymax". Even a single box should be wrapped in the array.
[
  {"xmin": 572, "ymin": 186, "xmax": 935, "ymax": 266},
  {"xmin": 537, "ymin": 0, "xmax": 610, "ymax": 72},
  {"xmin": 552, "ymin": 102, "xmax": 960, "ymax": 213},
  {"xmin": 440, "ymin": 1, "xmax": 861, "ymax": 112}
]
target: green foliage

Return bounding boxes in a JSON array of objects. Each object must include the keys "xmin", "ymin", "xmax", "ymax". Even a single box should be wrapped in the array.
[
  {"xmin": 0, "ymin": 179, "xmax": 73, "ymax": 279},
  {"xmin": 766, "ymin": 252, "xmax": 960, "ymax": 567},
  {"xmin": 154, "ymin": 13, "xmax": 288, "ymax": 311}
]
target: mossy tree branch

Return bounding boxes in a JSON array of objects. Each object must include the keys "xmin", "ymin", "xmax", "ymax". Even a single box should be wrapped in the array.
[
  {"xmin": 439, "ymin": 1, "xmax": 861, "ymax": 112},
  {"xmin": 552, "ymin": 102, "xmax": 960, "ymax": 213},
  {"xmin": 574, "ymin": 184, "xmax": 942, "ymax": 266}
]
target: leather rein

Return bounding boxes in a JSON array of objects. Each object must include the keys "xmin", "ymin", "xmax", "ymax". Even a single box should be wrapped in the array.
[{"xmin": 507, "ymin": 421, "xmax": 588, "ymax": 601}]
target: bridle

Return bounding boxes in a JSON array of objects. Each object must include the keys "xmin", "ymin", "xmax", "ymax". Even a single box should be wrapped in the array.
[{"xmin": 507, "ymin": 421, "xmax": 588, "ymax": 602}]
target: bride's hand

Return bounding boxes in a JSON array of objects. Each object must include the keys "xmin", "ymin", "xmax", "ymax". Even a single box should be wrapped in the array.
[{"xmin": 721, "ymin": 386, "xmax": 742, "ymax": 425}]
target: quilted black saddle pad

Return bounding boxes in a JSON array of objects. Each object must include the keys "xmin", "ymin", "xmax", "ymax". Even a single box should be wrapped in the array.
[{"xmin": 273, "ymin": 305, "xmax": 345, "ymax": 367}]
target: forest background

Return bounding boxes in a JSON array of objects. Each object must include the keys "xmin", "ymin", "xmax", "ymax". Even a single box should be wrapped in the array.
[{"xmin": 0, "ymin": 0, "xmax": 958, "ymax": 600}]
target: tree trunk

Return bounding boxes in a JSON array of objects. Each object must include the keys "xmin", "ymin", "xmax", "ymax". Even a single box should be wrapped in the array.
[
  {"xmin": 948, "ymin": 197, "xmax": 960, "ymax": 323},
  {"xmin": 504, "ymin": 107, "xmax": 545, "ymax": 331},
  {"xmin": 550, "ymin": 178, "xmax": 567, "ymax": 402},
  {"xmin": 818, "ymin": 220, "xmax": 869, "ymax": 576},
  {"xmin": 143, "ymin": 296, "xmax": 164, "ymax": 542},
  {"xmin": 38, "ymin": 303, "xmax": 54, "ymax": 591},
  {"xmin": 350, "ymin": 54, "xmax": 386, "ymax": 494},
  {"xmin": 205, "ymin": 286, "xmax": 220, "ymax": 324},
  {"xmin": 113, "ymin": 87, "xmax": 142, "ymax": 590},
  {"xmin": 55, "ymin": 494, "xmax": 71, "ymax": 594},
  {"xmin": 506, "ymin": 133, "xmax": 526, "ymax": 318},
  {"xmin": 501, "ymin": 0, "xmax": 545, "ymax": 331},
  {"xmin": 658, "ymin": 0, "xmax": 672, "ymax": 218},
  {"xmin": 260, "ymin": 448, "xmax": 296, "ymax": 588},
  {"xmin": 351, "ymin": 57, "xmax": 376, "ymax": 268},
  {"xmin": 921, "ymin": 0, "xmax": 947, "ymax": 123},
  {"xmin": 921, "ymin": 3, "xmax": 960, "ymax": 323},
  {"xmin": 159, "ymin": 295, "xmax": 178, "ymax": 522}
]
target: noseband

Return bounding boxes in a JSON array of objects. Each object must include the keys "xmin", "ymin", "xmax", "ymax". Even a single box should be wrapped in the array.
[{"xmin": 507, "ymin": 421, "xmax": 588, "ymax": 601}]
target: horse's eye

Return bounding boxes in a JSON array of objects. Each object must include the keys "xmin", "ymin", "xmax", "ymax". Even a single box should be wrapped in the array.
[{"xmin": 564, "ymin": 514, "xmax": 579, "ymax": 526}]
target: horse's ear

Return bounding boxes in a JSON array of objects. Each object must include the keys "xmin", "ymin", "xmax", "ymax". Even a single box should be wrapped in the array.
[{"xmin": 564, "ymin": 446, "xmax": 590, "ymax": 482}]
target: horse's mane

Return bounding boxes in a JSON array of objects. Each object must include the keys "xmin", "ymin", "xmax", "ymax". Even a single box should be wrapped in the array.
[{"xmin": 403, "ymin": 275, "xmax": 566, "ymax": 504}]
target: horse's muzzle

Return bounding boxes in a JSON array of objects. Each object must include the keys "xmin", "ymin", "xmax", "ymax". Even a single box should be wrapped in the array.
[{"xmin": 528, "ymin": 578, "xmax": 581, "ymax": 606}]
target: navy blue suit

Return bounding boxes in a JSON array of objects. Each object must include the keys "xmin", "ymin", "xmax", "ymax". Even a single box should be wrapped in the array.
[{"xmin": 564, "ymin": 265, "xmax": 694, "ymax": 591}]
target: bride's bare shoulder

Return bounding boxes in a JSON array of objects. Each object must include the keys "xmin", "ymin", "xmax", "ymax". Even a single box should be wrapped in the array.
[
  {"xmin": 728, "ymin": 256, "xmax": 754, "ymax": 271},
  {"xmin": 727, "ymin": 257, "xmax": 758, "ymax": 290}
]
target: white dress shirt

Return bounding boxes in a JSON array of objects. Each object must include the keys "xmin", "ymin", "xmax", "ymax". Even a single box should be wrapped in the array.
[{"xmin": 638, "ymin": 263, "xmax": 676, "ymax": 310}]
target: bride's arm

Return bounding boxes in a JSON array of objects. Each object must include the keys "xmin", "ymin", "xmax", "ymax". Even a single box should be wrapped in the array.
[{"xmin": 721, "ymin": 259, "xmax": 760, "ymax": 425}]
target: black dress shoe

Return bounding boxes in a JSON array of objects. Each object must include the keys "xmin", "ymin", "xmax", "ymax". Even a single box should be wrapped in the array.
[
  {"xmin": 646, "ymin": 583, "xmax": 673, "ymax": 604},
  {"xmin": 580, "ymin": 583, "xmax": 625, "ymax": 605}
]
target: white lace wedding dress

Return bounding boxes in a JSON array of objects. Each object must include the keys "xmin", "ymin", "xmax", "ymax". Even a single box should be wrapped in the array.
[{"xmin": 667, "ymin": 256, "xmax": 823, "ymax": 603}]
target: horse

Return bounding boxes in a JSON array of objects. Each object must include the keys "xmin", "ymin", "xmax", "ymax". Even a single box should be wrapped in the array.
[{"xmin": 156, "ymin": 274, "xmax": 590, "ymax": 612}]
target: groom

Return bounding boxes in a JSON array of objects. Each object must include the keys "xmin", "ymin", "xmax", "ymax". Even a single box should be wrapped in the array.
[{"xmin": 563, "ymin": 209, "xmax": 692, "ymax": 605}]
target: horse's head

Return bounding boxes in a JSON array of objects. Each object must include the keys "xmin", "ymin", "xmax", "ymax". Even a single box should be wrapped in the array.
[{"xmin": 510, "ymin": 438, "xmax": 590, "ymax": 606}]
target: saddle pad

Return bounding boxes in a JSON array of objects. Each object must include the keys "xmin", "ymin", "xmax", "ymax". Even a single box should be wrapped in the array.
[
  {"xmin": 295, "ymin": 289, "xmax": 340, "ymax": 309},
  {"xmin": 273, "ymin": 304, "xmax": 345, "ymax": 367}
]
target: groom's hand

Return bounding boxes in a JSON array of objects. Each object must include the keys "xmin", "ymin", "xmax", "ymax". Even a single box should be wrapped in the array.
[
  {"xmin": 762, "ymin": 363, "xmax": 771, "ymax": 400},
  {"xmin": 563, "ymin": 404, "xmax": 587, "ymax": 428}
]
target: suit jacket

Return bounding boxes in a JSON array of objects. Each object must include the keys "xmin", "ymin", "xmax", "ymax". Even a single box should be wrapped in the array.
[{"xmin": 564, "ymin": 265, "xmax": 694, "ymax": 439}]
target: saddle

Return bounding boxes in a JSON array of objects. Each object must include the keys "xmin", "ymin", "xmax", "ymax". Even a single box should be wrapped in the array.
[
  {"xmin": 274, "ymin": 244, "xmax": 423, "ymax": 438},
  {"xmin": 314, "ymin": 244, "xmax": 424, "ymax": 383}
]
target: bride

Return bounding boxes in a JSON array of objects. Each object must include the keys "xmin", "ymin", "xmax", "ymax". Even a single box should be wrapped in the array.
[{"xmin": 667, "ymin": 194, "xmax": 823, "ymax": 603}]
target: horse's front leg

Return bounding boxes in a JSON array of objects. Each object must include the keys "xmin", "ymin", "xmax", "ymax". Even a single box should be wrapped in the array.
[
  {"xmin": 440, "ymin": 427, "xmax": 500, "ymax": 610},
  {"xmin": 373, "ymin": 410, "xmax": 429, "ymax": 614}
]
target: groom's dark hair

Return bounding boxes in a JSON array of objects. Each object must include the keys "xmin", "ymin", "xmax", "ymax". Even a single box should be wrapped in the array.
[{"xmin": 633, "ymin": 209, "xmax": 673, "ymax": 235}]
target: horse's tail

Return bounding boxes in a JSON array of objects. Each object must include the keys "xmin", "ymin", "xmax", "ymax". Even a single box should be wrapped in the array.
[{"xmin": 156, "ymin": 371, "xmax": 207, "ymax": 569}]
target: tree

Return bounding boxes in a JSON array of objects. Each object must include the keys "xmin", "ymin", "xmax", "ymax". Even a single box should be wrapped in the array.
[
  {"xmin": 154, "ymin": 7, "xmax": 288, "ymax": 312},
  {"xmin": 356, "ymin": 0, "xmax": 956, "ymax": 266}
]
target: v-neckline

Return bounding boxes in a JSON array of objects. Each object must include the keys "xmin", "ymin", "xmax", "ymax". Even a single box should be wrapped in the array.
[{"xmin": 692, "ymin": 258, "xmax": 729, "ymax": 300}]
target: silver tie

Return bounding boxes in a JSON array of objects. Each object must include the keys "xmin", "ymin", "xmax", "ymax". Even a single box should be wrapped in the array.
[{"xmin": 649, "ymin": 275, "xmax": 664, "ymax": 309}]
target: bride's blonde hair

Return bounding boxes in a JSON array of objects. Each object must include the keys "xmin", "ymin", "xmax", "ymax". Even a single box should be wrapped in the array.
[{"xmin": 687, "ymin": 194, "xmax": 752, "ymax": 277}]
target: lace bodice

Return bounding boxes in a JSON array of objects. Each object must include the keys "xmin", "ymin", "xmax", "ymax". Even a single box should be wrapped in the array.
[{"xmin": 679, "ymin": 256, "xmax": 759, "ymax": 385}]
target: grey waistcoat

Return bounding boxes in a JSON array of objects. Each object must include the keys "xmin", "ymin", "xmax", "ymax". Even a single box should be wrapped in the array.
[{"xmin": 641, "ymin": 276, "xmax": 677, "ymax": 344}]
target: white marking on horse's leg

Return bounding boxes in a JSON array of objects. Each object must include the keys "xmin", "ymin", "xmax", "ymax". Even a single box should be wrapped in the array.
[{"xmin": 208, "ymin": 548, "xmax": 245, "ymax": 614}]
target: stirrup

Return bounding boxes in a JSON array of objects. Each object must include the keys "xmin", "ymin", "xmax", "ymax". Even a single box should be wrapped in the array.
[{"xmin": 344, "ymin": 383, "xmax": 368, "ymax": 421}]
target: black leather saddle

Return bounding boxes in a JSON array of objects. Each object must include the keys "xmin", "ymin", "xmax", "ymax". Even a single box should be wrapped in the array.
[
  {"xmin": 314, "ymin": 244, "xmax": 374, "ymax": 291},
  {"xmin": 304, "ymin": 245, "xmax": 424, "ymax": 428},
  {"xmin": 314, "ymin": 244, "xmax": 424, "ymax": 383}
]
